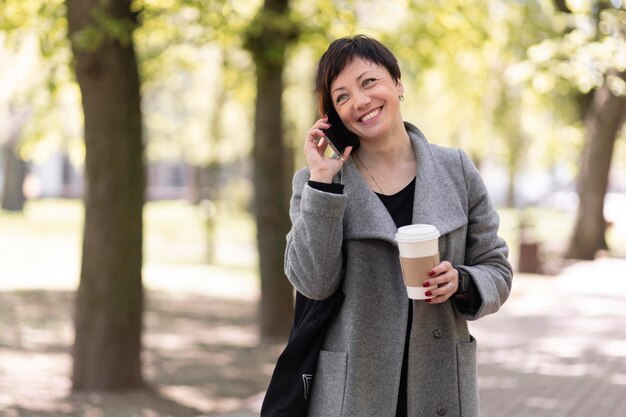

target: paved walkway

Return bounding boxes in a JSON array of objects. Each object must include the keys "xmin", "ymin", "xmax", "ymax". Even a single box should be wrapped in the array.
[
  {"xmin": 1, "ymin": 258, "xmax": 624, "ymax": 417},
  {"xmin": 217, "ymin": 258, "xmax": 626, "ymax": 417},
  {"xmin": 472, "ymin": 258, "xmax": 626, "ymax": 417}
]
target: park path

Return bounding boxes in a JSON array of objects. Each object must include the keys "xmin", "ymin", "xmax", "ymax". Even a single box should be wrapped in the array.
[
  {"xmin": 216, "ymin": 257, "xmax": 626, "ymax": 417},
  {"xmin": 1, "ymin": 258, "xmax": 624, "ymax": 417}
]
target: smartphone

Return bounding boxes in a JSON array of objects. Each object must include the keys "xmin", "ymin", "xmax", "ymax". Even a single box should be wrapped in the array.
[{"xmin": 322, "ymin": 109, "xmax": 359, "ymax": 157}]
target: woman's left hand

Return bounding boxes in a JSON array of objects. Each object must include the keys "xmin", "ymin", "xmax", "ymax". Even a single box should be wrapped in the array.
[{"xmin": 423, "ymin": 261, "xmax": 458, "ymax": 304}]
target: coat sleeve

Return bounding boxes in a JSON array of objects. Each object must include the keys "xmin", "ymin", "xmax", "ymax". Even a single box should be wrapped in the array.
[
  {"xmin": 458, "ymin": 150, "xmax": 513, "ymax": 320},
  {"xmin": 284, "ymin": 168, "xmax": 348, "ymax": 300}
]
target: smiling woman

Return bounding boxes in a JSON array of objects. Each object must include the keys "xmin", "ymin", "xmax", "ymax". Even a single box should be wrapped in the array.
[
  {"xmin": 268, "ymin": 35, "xmax": 514, "ymax": 417},
  {"xmin": 330, "ymin": 60, "xmax": 405, "ymax": 146}
]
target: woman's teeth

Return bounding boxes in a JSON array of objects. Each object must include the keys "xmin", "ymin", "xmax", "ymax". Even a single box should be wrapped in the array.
[{"xmin": 361, "ymin": 108, "xmax": 380, "ymax": 122}]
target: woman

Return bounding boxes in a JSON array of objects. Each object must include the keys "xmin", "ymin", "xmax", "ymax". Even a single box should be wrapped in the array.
[{"xmin": 284, "ymin": 35, "xmax": 512, "ymax": 417}]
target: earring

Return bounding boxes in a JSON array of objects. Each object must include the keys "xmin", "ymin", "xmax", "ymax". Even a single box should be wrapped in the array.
[{"xmin": 399, "ymin": 93, "xmax": 405, "ymax": 101}]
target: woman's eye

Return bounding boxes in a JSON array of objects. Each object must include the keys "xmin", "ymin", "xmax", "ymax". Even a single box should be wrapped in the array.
[
  {"xmin": 363, "ymin": 78, "xmax": 377, "ymax": 86},
  {"xmin": 336, "ymin": 94, "xmax": 348, "ymax": 103}
]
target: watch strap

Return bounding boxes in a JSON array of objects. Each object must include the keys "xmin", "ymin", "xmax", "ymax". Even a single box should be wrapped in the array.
[{"xmin": 454, "ymin": 266, "xmax": 470, "ymax": 295}]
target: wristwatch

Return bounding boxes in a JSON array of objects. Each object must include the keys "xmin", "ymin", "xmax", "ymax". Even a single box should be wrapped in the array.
[{"xmin": 454, "ymin": 267, "xmax": 470, "ymax": 296}]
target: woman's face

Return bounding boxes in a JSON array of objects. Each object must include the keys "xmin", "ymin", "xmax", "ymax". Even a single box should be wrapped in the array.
[{"xmin": 330, "ymin": 58, "xmax": 403, "ymax": 142}]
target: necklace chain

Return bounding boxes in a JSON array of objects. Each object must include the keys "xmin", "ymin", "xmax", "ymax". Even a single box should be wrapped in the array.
[{"xmin": 354, "ymin": 152, "xmax": 386, "ymax": 195}]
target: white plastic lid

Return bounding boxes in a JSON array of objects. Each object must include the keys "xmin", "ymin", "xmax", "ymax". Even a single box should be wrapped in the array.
[{"xmin": 395, "ymin": 224, "xmax": 440, "ymax": 243}]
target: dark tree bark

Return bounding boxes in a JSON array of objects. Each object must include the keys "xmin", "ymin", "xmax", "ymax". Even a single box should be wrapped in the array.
[
  {"xmin": 66, "ymin": 0, "xmax": 145, "ymax": 390},
  {"xmin": 553, "ymin": 0, "xmax": 572, "ymax": 13},
  {"xmin": 244, "ymin": 0, "xmax": 298, "ymax": 339},
  {"xmin": 1, "ymin": 108, "xmax": 29, "ymax": 211},
  {"xmin": 565, "ymin": 72, "xmax": 626, "ymax": 260},
  {"xmin": 1, "ymin": 146, "xmax": 27, "ymax": 211}
]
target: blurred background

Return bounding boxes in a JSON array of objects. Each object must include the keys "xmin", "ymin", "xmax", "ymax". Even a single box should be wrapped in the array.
[{"xmin": 1, "ymin": 0, "xmax": 625, "ymax": 416}]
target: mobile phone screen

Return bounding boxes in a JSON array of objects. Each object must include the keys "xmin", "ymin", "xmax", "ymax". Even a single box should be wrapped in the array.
[{"xmin": 321, "ymin": 136, "xmax": 342, "ymax": 159}]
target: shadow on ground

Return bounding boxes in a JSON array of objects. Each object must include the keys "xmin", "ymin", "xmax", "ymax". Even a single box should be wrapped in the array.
[
  {"xmin": 0, "ymin": 290, "xmax": 285, "ymax": 417},
  {"xmin": 3, "ymin": 260, "xmax": 626, "ymax": 417}
]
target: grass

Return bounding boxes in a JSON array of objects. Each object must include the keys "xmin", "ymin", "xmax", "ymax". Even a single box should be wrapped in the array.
[
  {"xmin": 0, "ymin": 199, "xmax": 259, "ymax": 292},
  {"xmin": 143, "ymin": 199, "xmax": 257, "ymax": 266},
  {"xmin": 497, "ymin": 205, "xmax": 626, "ymax": 272},
  {"xmin": 1, "ymin": 199, "xmax": 623, "ymax": 290}
]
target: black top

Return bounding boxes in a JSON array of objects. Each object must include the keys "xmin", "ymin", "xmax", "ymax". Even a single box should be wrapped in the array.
[
  {"xmin": 308, "ymin": 178, "xmax": 480, "ymax": 417},
  {"xmin": 375, "ymin": 178, "xmax": 416, "ymax": 229},
  {"xmin": 376, "ymin": 179, "xmax": 415, "ymax": 417}
]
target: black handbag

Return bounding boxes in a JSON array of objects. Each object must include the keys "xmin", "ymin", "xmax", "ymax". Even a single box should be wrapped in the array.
[{"xmin": 260, "ymin": 287, "xmax": 345, "ymax": 417}]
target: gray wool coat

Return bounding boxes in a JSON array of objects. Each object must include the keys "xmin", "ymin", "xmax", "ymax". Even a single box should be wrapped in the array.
[{"xmin": 284, "ymin": 122, "xmax": 513, "ymax": 417}]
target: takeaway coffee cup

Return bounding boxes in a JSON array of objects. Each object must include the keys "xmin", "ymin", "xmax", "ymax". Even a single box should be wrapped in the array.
[{"xmin": 395, "ymin": 224, "xmax": 441, "ymax": 300}]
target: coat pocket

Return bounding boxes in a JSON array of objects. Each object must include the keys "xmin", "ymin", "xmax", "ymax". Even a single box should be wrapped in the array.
[
  {"xmin": 308, "ymin": 350, "xmax": 348, "ymax": 417},
  {"xmin": 456, "ymin": 336, "xmax": 479, "ymax": 417}
]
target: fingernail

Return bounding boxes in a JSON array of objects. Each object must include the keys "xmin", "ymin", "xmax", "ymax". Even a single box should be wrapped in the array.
[
  {"xmin": 428, "ymin": 271, "xmax": 436, "ymax": 277},
  {"xmin": 423, "ymin": 281, "xmax": 430, "ymax": 287},
  {"xmin": 425, "ymin": 299, "xmax": 432, "ymax": 303},
  {"xmin": 425, "ymin": 291, "xmax": 432, "ymax": 297}
]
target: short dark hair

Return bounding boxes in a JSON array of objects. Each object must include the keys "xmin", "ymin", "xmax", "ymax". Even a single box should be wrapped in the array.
[{"xmin": 315, "ymin": 35, "xmax": 401, "ymax": 116}]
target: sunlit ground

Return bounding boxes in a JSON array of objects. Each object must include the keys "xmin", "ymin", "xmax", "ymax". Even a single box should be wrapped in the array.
[
  {"xmin": 0, "ymin": 199, "xmax": 625, "ymax": 416},
  {"xmin": 472, "ymin": 258, "xmax": 626, "ymax": 417},
  {"xmin": 0, "ymin": 199, "xmax": 268, "ymax": 417}
]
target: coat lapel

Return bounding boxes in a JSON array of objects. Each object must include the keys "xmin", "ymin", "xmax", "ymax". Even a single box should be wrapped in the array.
[
  {"xmin": 342, "ymin": 158, "xmax": 398, "ymax": 243},
  {"xmin": 342, "ymin": 123, "xmax": 467, "ymax": 246},
  {"xmin": 408, "ymin": 123, "xmax": 468, "ymax": 235}
]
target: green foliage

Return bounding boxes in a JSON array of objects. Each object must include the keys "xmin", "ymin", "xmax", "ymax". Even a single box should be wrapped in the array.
[
  {"xmin": 291, "ymin": 0, "xmax": 358, "ymax": 44},
  {"xmin": 135, "ymin": 0, "xmax": 256, "ymax": 168},
  {"xmin": 502, "ymin": 1, "xmax": 626, "ymax": 179},
  {"xmin": 517, "ymin": 3, "xmax": 626, "ymax": 95},
  {"xmin": 0, "ymin": 0, "xmax": 68, "ymax": 66},
  {"xmin": 2, "ymin": 0, "xmax": 624, "ymax": 198},
  {"xmin": 0, "ymin": 0, "xmax": 77, "ymax": 161},
  {"xmin": 383, "ymin": 0, "xmax": 557, "ymax": 176},
  {"xmin": 72, "ymin": 8, "xmax": 138, "ymax": 51},
  {"xmin": 243, "ymin": 6, "xmax": 300, "ymax": 76}
]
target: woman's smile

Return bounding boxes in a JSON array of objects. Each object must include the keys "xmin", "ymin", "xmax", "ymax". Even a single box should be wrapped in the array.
[
  {"xmin": 330, "ymin": 58, "xmax": 404, "ymax": 142},
  {"xmin": 359, "ymin": 106, "xmax": 383, "ymax": 123}
]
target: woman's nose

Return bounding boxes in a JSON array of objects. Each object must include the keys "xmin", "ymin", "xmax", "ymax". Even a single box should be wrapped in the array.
[{"xmin": 353, "ymin": 91, "xmax": 371, "ymax": 109}]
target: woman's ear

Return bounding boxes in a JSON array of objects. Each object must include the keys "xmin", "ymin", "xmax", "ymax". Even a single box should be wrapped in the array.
[{"xmin": 397, "ymin": 80, "xmax": 405, "ymax": 101}]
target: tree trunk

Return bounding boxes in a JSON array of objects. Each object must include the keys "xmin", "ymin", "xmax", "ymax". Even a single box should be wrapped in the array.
[
  {"xmin": 66, "ymin": 0, "xmax": 145, "ymax": 390},
  {"xmin": 1, "ymin": 108, "xmax": 29, "ymax": 211},
  {"xmin": 245, "ymin": 0, "xmax": 297, "ymax": 339},
  {"xmin": 565, "ymin": 73, "xmax": 626, "ymax": 260},
  {"xmin": 505, "ymin": 133, "xmax": 522, "ymax": 208},
  {"xmin": 1, "ymin": 145, "xmax": 27, "ymax": 211}
]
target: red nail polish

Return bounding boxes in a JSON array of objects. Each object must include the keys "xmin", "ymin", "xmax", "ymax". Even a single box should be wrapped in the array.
[
  {"xmin": 425, "ymin": 291, "xmax": 432, "ymax": 297},
  {"xmin": 425, "ymin": 299, "xmax": 432, "ymax": 303},
  {"xmin": 428, "ymin": 271, "xmax": 436, "ymax": 277},
  {"xmin": 423, "ymin": 281, "xmax": 430, "ymax": 287}
]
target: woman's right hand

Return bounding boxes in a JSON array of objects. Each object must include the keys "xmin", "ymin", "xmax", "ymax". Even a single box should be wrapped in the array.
[{"xmin": 304, "ymin": 115, "xmax": 353, "ymax": 183}]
